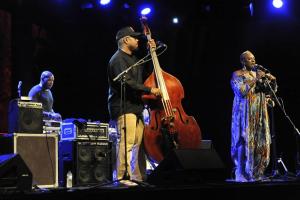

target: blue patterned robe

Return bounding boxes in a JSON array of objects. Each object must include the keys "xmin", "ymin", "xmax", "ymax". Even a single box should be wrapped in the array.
[{"xmin": 231, "ymin": 69, "xmax": 275, "ymax": 181}]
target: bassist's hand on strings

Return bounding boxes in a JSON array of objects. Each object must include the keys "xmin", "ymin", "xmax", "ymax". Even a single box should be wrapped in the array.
[
  {"xmin": 151, "ymin": 87, "xmax": 162, "ymax": 97},
  {"xmin": 147, "ymin": 39, "xmax": 156, "ymax": 49}
]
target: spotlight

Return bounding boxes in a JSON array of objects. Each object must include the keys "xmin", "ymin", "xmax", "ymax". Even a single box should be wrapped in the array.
[
  {"xmin": 123, "ymin": 3, "xmax": 130, "ymax": 9},
  {"xmin": 172, "ymin": 17, "xmax": 179, "ymax": 24},
  {"xmin": 272, "ymin": 0, "xmax": 283, "ymax": 9},
  {"xmin": 249, "ymin": 2, "xmax": 254, "ymax": 16},
  {"xmin": 81, "ymin": 2, "xmax": 94, "ymax": 9},
  {"xmin": 141, "ymin": 7, "xmax": 151, "ymax": 15},
  {"xmin": 99, "ymin": 0, "xmax": 110, "ymax": 6}
]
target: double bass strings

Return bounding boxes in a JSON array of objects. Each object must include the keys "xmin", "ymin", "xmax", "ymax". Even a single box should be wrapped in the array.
[{"xmin": 149, "ymin": 41, "xmax": 174, "ymax": 119}]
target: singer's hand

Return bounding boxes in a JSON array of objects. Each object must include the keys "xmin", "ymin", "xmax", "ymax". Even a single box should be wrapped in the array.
[
  {"xmin": 257, "ymin": 71, "xmax": 276, "ymax": 81},
  {"xmin": 148, "ymin": 39, "xmax": 156, "ymax": 49},
  {"xmin": 266, "ymin": 95, "xmax": 275, "ymax": 107},
  {"xmin": 151, "ymin": 87, "xmax": 161, "ymax": 97},
  {"xmin": 265, "ymin": 73, "xmax": 276, "ymax": 81},
  {"xmin": 256, "ymin": 70, "xmax": 266, "ymax": 80}
]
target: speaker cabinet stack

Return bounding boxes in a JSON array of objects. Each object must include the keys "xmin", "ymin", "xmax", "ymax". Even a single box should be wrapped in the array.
[{"xmin": 59, "ymin": 140, "xmax": 112, "ymax": 187}]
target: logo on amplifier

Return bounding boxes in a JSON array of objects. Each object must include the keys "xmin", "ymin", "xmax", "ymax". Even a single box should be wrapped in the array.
[
  {"xmin": 60, "ymin": 123, "xmax": 76, "ymax": 140},
  {"xmin": 64, "ymin": 128, "xmax": 73, "ymax": 135},
  {"xmin": 18, "ymin": 101, "xmax": 42, "ymax": 109}
]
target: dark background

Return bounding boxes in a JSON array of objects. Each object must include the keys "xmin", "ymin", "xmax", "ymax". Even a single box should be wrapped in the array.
[{"xmin": 1, "ymin": 0, "xmax": 300, "ymax": 176}]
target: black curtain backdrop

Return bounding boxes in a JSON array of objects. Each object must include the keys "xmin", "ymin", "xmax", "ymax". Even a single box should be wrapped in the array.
[{"xmin": 1, "ymin": 0, "xmax": 299, "ymax": 175}]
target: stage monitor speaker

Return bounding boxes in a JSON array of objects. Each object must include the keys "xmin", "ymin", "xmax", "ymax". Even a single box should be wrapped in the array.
[
  {"xmin": 59, "ymin": 140, "xmax": 112, "ymax": 187},
  {"xmin": 147, "ymin": 148, "xmax": 226, "ymax": 185},
  {"xmin": 0, "ymin": 133, "xmax": 59, "ymax": 188},
  {"xmin": 8, "ymin": 99, "xmax": 43, "ymax": 133},
  {"xmin": 0, "ymin": 153, "xmax": 32, "ymax": 191},
  {"xmin": 14, "ymin": 134, "xmax": 58, "ymax": 188}
]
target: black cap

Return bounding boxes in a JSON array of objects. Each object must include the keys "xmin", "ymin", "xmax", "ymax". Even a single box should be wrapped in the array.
[{"xmin": 115, "ymin": 26, "xmax": 142, "ymax": 41}]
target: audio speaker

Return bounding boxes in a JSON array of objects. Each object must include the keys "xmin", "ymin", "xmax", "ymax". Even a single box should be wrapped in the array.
[
  {"xmin": 0, "ymin": 133, "xmax": 58, "ymax": 188},
  {"xmin": 59, "ymin": 140, "xmax": 112, "ymax": 187},
  {"xmin": 8, "ymin": 99, "xmax": 43, "ymax": 133},
  {"xmin": 147, "ymin": 148, "xmax": 226, "ymax": 185},
  {"xmin": 0, "ymin": 153, "xmax": 32, "ymax": 191},
  {"xmin": 14, "ymin": 134, "xmax": 58, "ymax": 188}
]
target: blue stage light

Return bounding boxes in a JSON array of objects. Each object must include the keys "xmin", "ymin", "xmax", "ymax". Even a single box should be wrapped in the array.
[
  {"xmin": 172, "ymin": 17, "xmax": 179, "ymax": 24},
  {"xmin": 273, "ymin": 0, "xmax": 283, "ymax": 8},
  {"xmin": 100, "ymin": 0, "xmax": 111, "ymax": 6},
  {"xmin": 141, "ymin": 7, "xmax": 151, "ymax": 15},
  {"xmin": 123, "ymin": 3, "xmax": 130, "ymax": 9},
  {"xmin": 81, "ymin": 2, "xmax": 94, "ymax": 9},
  {"xmin": 249, "ymin": 2, "xmax": 254, "ymax": 16}
]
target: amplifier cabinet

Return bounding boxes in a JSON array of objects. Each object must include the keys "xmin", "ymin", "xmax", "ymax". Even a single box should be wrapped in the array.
[
  {"xmin": 0, "ymin": 133, "xmax": 58, "ymax": 188},
  {"xmin": 8, "ymin": 99, "xmax": 43, "ymax": 133},
  {"xmin": 59, "ymin": 140, "xmax": 112, "ymax": 186}
]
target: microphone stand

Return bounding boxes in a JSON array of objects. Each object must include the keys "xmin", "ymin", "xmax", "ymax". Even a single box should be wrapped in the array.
[
  {"xmin": 17, "ymin": 81, "xmax": 22, "ymax": 99},
  {"xmin": 269, "ymin": 103, "xmax": 281, "ymax": 178},
  {"xmin": 119, "ymin": 73, "xmax": 130, "ymax": 181},
  {"xmin": 264, "ymin": 77, "xmax": 300, "ymax": 180}
]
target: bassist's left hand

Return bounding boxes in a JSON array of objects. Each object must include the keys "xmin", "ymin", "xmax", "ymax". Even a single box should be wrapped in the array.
[
  {"xmin": 148, "ymin": 39, "xmax": 156, "ymax": 49},
  {"xmin": 151, "ymin": 87, "xmax": 162, "ymax": 97}
]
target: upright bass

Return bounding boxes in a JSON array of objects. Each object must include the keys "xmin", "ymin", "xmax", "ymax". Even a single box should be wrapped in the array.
[{"xmin": 141, "ymin": 17, "xmax": 202, "ymax": 163}]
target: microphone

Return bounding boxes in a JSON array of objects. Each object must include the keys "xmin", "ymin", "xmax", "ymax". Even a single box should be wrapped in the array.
[
  {"xmin": 255, "ymin": 64, "xmax": 270, "ymax": 73},
  {"xmin": 156, "ymin": 41, "xmax": 167, "ymax": 49},
  {"xmin": 18, "ymin": 81, "xmax": 22, "ymax": 90},
  {"xmin": 17, "ymin": 81, "xmax": 22, "ymax": 98}
]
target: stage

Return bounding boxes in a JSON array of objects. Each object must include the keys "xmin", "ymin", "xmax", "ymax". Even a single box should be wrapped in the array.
[
  {"xmin": 1, "ymin": 177, "xmax": 300, "ymax": 200},
  {"xmin": 1, "ymin": 1, "xmax": 300, "ymax": 200}
]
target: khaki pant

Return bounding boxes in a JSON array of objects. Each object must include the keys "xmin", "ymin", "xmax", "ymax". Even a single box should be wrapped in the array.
[{"xmin": 116, "ymin": 113, "xmax": 146, "ymax": 181}]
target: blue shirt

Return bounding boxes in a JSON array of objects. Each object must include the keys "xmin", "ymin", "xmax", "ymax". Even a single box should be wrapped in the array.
[{"xmin": 28, "ymin": 84, "xmax": 54, "ymax": 113}]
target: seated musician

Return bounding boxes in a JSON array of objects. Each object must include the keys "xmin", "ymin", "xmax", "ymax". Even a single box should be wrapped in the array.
[{"xmin": 28, "ymin": 70, "xmax": 62, "ymax": 121}]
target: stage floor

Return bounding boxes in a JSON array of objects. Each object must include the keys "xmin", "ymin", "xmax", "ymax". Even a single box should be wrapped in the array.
[{"xmin": 1, "ymin": 177, "xmax": 300, "ymax": 200}]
